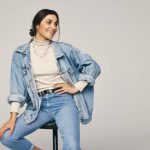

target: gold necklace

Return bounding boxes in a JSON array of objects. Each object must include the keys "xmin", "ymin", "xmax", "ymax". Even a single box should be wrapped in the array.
[{"xmin": 32, "ymin": 42, "xmax": 50, "ymax": 58}]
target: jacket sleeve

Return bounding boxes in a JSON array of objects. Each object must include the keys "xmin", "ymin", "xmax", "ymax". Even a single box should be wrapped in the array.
[
  {"xmin": 69, "ymin": 44, "xmax": 101, "ymax": 86},
  {"xmin": 7, "ymin": 52, "xmax": 27, "ymax": 107}
]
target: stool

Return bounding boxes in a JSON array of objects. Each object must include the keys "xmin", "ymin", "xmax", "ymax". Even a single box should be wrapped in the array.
[{"xmin": 40, "ymin": 122, "xmax": 58, "ymax": 150}]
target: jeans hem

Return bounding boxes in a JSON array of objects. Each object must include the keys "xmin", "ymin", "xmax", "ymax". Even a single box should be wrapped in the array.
[{"xmin": 29, "ymin": 144, "xmax": 35, "ymax": 150}]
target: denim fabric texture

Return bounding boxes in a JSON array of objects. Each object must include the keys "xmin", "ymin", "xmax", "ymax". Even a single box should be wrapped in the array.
[
  {"xmin": 1, "ymin": 92, "xmax": 80, "ymax": 150},
  {"xmin": 7, "ymin": 39, "xmax": 101, "ymax": 124}
]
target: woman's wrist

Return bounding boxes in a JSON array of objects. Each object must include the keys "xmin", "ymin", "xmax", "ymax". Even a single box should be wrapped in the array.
[
  {"xmin": 74, "ymin": 80, "xmax": 88, "ymax": 92},
  {"xmin": 9, "ymin": 112, "xmax": 17, "ymax": 122}
]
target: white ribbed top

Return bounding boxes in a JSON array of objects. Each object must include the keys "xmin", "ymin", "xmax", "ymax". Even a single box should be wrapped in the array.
[{"xmin": 30, "ymin": 38, "xmax": 65, "ymax": 92}]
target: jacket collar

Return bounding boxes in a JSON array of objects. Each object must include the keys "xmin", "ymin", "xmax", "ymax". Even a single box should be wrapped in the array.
[{"xmin": 16, "ymin": 38, "xmax": 64, "ymax": 59}]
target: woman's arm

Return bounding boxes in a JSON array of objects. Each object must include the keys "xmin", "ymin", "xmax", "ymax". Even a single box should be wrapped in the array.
[
  {"xmin": 7, "ymin": 51, "xmax": 27, "ymax": 107},
  {"xmin": 68, "ymin": 44, "xmax": 101, "ymax": 86},
  {"xmin": 0, "ymin": 51, "xmax": 27, "ymax": 138}
]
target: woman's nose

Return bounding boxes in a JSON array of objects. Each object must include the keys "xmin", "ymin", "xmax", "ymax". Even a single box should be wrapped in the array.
[{"xmin": 50, "ymin": 23, "xmax": 57, "ymax": 30}]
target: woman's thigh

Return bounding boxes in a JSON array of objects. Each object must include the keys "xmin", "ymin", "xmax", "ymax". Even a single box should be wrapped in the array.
[
  {"xmin": 51, "ymin": 93, "xmax": 80, "ymax": 141},
  {"xmin": 6, "ymin": 109, "xmax": 54, "ymax": 139}
]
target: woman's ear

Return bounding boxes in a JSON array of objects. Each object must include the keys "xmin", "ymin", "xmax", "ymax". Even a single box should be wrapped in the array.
[{"xmin": 36, "ymin": 24, "xmax": 39, "ymax": 30}]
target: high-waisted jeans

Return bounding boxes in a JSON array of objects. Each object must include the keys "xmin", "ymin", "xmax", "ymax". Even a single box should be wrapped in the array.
[{"xmin": 0, "ymin": 92, "xmax": 80, "ymax": 150}]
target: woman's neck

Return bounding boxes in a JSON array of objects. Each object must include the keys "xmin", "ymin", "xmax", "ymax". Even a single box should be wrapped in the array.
[{"xmin": 33, "ymin": 37, "xmax": 50, "ymax": 46}]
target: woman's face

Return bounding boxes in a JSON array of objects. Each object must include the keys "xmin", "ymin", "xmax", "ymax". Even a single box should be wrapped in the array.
[{"xmin": 35, "ymin": 14, "xmax": 58, "ymax": 41}]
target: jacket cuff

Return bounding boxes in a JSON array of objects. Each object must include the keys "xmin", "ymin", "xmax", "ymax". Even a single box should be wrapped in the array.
[
  {"xmin": 10, "ymin": 102, "xmax": 21, "ymax": 113},
  {"xmin": 74, "ymin": 81, "xmax": 88, "ymax": 92},
  {"xmin": 8, "ymin": 94, "xmax": 26, "ymax": 107},
  {"xmin": 78, "ymin": 74, "xmax": 95, "ymax": 86}
]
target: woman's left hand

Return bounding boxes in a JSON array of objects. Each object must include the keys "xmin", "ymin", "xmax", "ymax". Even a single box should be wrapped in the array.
[{"xmin": 53, "ymin": 83, "xmax": 79, "ymax": 94}]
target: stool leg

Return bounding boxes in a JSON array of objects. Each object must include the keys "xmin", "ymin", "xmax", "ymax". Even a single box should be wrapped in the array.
[{"xmin": 53, "ymin": 128, "xmax": 58, "ymax": 150}]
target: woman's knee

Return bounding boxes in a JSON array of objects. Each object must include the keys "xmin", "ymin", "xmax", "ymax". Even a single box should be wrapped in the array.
[{"xmin": 1, "ymin": 130, "xmax": 18, "ymax": 148}]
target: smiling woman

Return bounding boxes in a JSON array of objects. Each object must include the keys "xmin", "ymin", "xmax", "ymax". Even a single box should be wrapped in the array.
[
  {"xmin": 30, "ymin": 9, "xmax": 60, "ymax": 41},
  {"xmin": 34, "ymin": 15, "xmax": 58, "ymax": 41},
  {"xmin": 0, "ymin": 9, "xmax": 101, "ymax": 150}
]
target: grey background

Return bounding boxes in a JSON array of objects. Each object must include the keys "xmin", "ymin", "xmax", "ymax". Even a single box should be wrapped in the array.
[{"xmin": 0, "ymin": 0, "xmax": 150, "ymax": 150}]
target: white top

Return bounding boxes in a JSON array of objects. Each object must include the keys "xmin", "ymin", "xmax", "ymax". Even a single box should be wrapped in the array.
[
  {"xmin": 30, "ymin": 39, "xmax": 66, "ymax": 92},
  {"xmin": 10, "ymin": 38, "xmax": 88, "ymax": 113}
]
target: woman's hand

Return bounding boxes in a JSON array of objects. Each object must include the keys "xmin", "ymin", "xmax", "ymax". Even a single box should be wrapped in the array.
[
  {"xmin": 53, "ymin": 83, "xmax": 79, "ymax": 94},
  {"xmin": 0, "ymin": 112, "xmax": 17, "ymax": 139}
]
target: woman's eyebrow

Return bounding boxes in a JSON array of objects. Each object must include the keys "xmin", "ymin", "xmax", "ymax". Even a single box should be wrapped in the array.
[{"xmin": 45, "ymin": 19, "xmax": 58, "ymax": 23}]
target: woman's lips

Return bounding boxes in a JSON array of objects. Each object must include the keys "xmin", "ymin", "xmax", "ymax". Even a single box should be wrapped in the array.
[{"xmin": 47, "ymin": 30, "xmax": 55, "ymax": 34}]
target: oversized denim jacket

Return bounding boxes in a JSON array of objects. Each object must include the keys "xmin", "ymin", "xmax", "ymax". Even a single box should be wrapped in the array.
[{"xmin": 8, "ymin": 39, "xmax": 101, "ymax": 125}]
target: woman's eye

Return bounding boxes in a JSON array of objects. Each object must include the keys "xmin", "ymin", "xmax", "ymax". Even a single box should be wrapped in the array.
[
  {"xmin": 55, "ymin": 23, "xmax": 58, "ymax": 27},
  {"xmin": 46, "ymin": 21, "xmax": 51, "ymax": 24}
]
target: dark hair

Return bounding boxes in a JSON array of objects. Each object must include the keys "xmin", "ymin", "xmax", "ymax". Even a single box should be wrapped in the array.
[{"xmin": 29, "ymin": 9, "xmax": 60, "ymax": 40}]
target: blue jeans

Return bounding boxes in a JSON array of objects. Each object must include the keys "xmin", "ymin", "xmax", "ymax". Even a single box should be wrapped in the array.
[{"xmin": 1, "ymin": 92, "xmax": 80, "ymax": 150}]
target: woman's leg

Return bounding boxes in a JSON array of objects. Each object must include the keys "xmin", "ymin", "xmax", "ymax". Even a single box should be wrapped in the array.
[
  {"xmin": 47, "ymin": 93, "xmax": 81, "ymax": 150},
  {"xmin": 0, "ymin": 108, "xmax": 54, "ymax": 150},
  {"xmin": 56, "ymin": 105, "xmax": 80, "ymax": 150}
]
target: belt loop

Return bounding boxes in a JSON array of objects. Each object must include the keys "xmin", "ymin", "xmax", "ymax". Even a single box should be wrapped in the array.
[{"xmin": 48, "ymin": 89, "xmax": 52, "ymax": 94}]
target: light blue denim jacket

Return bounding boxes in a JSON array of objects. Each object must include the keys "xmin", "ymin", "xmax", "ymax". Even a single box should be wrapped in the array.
[{"xmin": 8, "ymin": 39, "xmax": 101, "ymax": 124}]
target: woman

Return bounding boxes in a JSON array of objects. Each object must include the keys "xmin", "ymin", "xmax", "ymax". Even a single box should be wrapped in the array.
[{"xmin": 0, "ymin": 9, "xmax": 101, "ymax": 150}]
